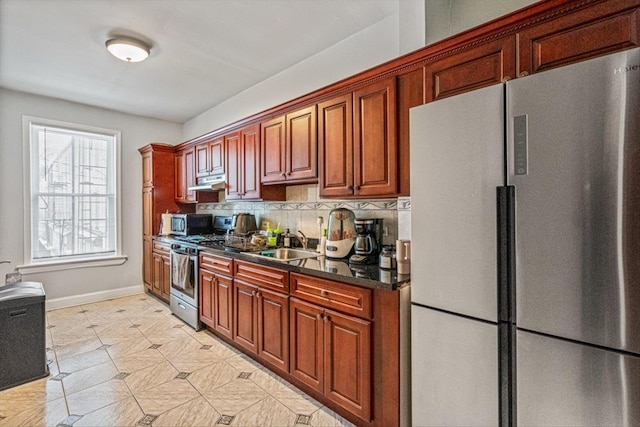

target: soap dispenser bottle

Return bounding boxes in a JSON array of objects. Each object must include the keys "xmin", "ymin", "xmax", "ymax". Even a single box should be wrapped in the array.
[{"xmin": 283, "ymin": 228, "xmax": 291, "ymax": 248}]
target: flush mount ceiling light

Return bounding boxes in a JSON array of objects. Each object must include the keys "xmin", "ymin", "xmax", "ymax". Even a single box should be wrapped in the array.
[{"xmin": 105, "ymin": 37, "xmax": 150, "ymax": 63}]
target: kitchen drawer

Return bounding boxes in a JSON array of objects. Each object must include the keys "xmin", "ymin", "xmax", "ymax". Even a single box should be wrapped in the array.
[
  {"xmin": 234, "ymin": 260, "xmax": 288, "ymax": 293},
  {"xmin": 290, "ymin": 273, "xmax": 372, "ymax": 319},
  {"xmin": 199, "ymin": 252, "xmax": 233, "ymax": 276},
  {"xmin": 152, "ymin": 242, "xmax": 170, "ymax": 256}
]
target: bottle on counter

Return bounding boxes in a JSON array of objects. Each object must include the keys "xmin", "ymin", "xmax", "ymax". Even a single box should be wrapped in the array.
[
  {"xmin": 283, "ymin": 228, "xmax": 291, "ymax": 248},
  {"xmin": 266, "ymin": 223, "xmax": 277, "ymax": 247},
  {"xmin": 274, "ymin": 224, "xmax": 282, "ymax": 247},
  {"xmin": 318, "ymin": 228, "xmax": 327, "ymax": 255}
]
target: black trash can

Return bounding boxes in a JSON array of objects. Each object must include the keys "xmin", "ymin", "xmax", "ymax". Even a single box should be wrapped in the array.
[{"xmin": 0, "ymin": 282, "xmax": 49, "ymax": 391}]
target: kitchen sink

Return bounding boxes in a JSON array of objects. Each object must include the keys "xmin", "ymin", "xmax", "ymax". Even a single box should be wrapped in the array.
[{"xmin": 248, "ymin": 248, "xmax": 319, "ymax": 262}]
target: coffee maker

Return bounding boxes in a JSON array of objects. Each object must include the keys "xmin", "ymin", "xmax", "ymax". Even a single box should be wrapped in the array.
[{"xmin": 349, "ymin": 218, "xmax": 383, "ymax": 265}]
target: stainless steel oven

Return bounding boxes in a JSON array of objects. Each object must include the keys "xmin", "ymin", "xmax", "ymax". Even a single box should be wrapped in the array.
[{"xmin": 169, "ymin": 242, "xmax": 201, "ymax": 330}]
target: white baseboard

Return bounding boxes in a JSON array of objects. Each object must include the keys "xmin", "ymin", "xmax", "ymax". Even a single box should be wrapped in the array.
[{"xmin": 46, "ymin": 284, "xmax": 145, "ymax": 311}]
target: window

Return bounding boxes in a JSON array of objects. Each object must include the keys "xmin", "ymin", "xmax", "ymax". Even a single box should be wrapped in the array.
[{"xmin": 24, "ymin": 117, "xmax": 122, "ymax": 267}]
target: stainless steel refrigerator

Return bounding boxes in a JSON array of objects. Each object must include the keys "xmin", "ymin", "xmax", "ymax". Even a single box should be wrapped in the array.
[{"xmin": 410, "ymin": 47, "xmax": 640, "ymax": 426}]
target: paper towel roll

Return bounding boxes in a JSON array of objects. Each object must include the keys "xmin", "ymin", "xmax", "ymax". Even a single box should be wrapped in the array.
[{"xmin": 160, "ymin": 213, "xmax": 173, "ymax": 235}]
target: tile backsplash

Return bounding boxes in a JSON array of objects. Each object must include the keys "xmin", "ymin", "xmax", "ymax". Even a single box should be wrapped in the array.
[{"xmin": 197, "ymin": 184, "xmax": 411, "ymax": 246}]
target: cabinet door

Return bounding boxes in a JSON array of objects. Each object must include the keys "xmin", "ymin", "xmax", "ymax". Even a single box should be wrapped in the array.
[
  {"xmin": 324, "ymin": 309, "xmax": 372, "ymax": 421},
  {"xmin": 425, "ymin": 36, "xmax": 516, "ymax": 103},
  {"xmin": 242, "ymin": 124, "xmax": 261, "ymax": 200},
  {"xmin": 214, "ymin": 274, "xmax": 233, "ymax": 339},
  {"xmin": 318, "ymin": 93, "xmax": 353, "ymax": 198},
  {"xmin": 152, "ymin": 252, "xmax": 163, "ymax": 295},
  {"xmin": 142, "ymin": 151, "xmax": 153, "ymax": 187},
  {"xmin": 233, "ymin": 279, "xmax": 258, "ymax": 354},
  {"xmin": 517, "ymin": 3, "xmax": 640, "ymax": 76},
  {"xmin": 143, "ymin": 237, "xmax": 152, "ymax": 290},
  {"xmin": 290, "ymin": 298, "xmax": 324, "ymax": 393},
  {"xmin": 143, "ymin": 188, "xmax": 153, "ymax": 237},
  {"xmin": 225, "ymin": 131, "xmax": 243, "ymax": 200},
  {"xmin": 200, "ymin": 269, "xmax": 215, "ymax": 328},
  {"xmin": 174, "ymin": 151, "xmax": 186, "ymax": 202},
  {"xmin": 161, "ymin": 255, "xmax": 171, "ymax": 301},
  {"xmin": 184, "ymin": 147, "xmax": 197, "ymax": 202},
  {"xmin": 353, "ymin": 77, "xmax": 397, "ymax": 197},
  {"xmin": 257, "ymin": 287, "xmax": 289, "ymax": 373},
  {"xmin": 209, "ymin": 137, "xmax": 225, "ymax": 175},
  {"xmin": 261, "ymin": 115, "xmax": 286, "ymax": 183},
  {"xmin": 287, "ymin": 105, "xmax": 317, "ymax": 182},
  {"xmin": 195, "ymin": 142, "xmax": 209, "ymax": 177}
]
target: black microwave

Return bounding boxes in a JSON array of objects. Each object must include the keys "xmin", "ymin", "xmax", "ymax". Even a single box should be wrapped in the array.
[{"xmin": 171, "ymin": 214, "xmax": 214, "ymax": 236}]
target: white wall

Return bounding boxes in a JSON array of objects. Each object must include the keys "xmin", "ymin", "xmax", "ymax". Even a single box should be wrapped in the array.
[
  {"xmin": 425, "ymin": 0, "xmax": 537, "ymax": 45},
  {"xmin": 0, "ymin": 88, "xmax": 182, "ymax": 304},
  {"xmin": 183, "ymin": 13, "xmax": 401, "ymax": 141}
]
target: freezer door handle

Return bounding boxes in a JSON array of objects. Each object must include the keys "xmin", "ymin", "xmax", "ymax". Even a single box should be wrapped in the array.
[{"xmin": 497, "ymin": 185, "xmax": 516, "ymax": 324}]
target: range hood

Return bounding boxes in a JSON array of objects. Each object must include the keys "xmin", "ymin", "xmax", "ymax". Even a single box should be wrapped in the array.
[{"xmin": 188, "ymin": 174, "xmax": 226, "ymax": 191}]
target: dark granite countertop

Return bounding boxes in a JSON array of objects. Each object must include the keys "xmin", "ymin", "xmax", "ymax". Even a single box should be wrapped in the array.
[{"xmin": 154, "ymin": 236, "xmax": 410, "ymax": 291}]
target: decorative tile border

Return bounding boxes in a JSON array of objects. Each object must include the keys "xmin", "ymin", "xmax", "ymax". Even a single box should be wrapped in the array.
[
  {"xmin": 397, "ymin": 196, "xmax": 411, "ymax": 211},
  {"xmin": 114, "ymin": 372, "xmax": 130, "ymax": 380},
  {"xmin": 175, "ymin": 372, "xmax": 191, "ymax": 379},
  {"xmin": 148, "ymin": 344, "xmax": 162, "ymax": 349},
  {"xmin": 237, "ymin": 372, "xmax": 252, "ymax": 379},
  {"xmin": 198, "ymin": 198, "xmax": 399, "ymax": 212}
]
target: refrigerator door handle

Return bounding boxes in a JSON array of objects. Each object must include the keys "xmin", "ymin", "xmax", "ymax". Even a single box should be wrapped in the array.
[{"xmin": 497, "ymin": 185, "xmax": 516, "ymax": 324}]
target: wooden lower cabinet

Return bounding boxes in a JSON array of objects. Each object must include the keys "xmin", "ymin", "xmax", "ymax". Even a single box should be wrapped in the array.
[
  {"xmin": 199, "ymin": 253, "xmax": 234, "ymax": 338},
  {"xmin": 150, "ymin": 241, "xmax": 170, "ymax": 302},
  {"xmin": 233, "ymin": 278, "xmax": 290, "ymax": 373},
  {"xmin": 233, "ymin": 279, "xmax": 259, "ymax": 353},
  {"xmin": 290, "ymin": 297, "xmax": 372, "ymax": 422}
]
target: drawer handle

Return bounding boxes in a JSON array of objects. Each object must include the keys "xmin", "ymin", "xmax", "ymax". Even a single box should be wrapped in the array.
[
  {"xmin": 10, "ymin": 309, "xmax": 27, "ymax": 317},
  {"xmin": 320, "ymin": 290, "xmax": 329, "ymax": 297}
]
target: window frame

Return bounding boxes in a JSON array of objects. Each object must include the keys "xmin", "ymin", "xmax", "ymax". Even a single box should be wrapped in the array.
[{"xmin": 20, "ymin": 116, "xmax": 126, "ymax": 273}]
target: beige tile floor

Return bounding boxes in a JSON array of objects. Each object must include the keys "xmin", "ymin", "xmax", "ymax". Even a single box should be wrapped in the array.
[{"xmin": 0, "ymin": 294, "xmax": 355, "ymax": 427}]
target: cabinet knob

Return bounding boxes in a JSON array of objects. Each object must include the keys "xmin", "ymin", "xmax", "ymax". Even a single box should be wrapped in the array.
[
  {"xmin": 316, "ymin": 313, "xmax": 322, "ymax": 320},
  {"xmin": 281, "ymin": 173, "xmax": 286, "ymax": 178},
  {"xmin": 323, "ymin": 314, "xmax": 329, "ymax": 324},
  {"xmin": 354, "ymin": 185, "xmax": 360, "ymax": 191},
  {"xmin": 256, "ymin": 292, "xmax": 261, "ymax": 299},
  {"xmin": 320, "ymin": 290, "xmax": 328, "ymax": 297},
  {"xmin": 252, "ymin": 290, "xmax": 256, "ymax": 297}
]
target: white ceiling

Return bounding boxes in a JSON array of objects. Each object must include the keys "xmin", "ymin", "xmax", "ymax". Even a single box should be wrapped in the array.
[{"xmin": 0, "ymin": 0, "xmax": 399, "ymax": 123}]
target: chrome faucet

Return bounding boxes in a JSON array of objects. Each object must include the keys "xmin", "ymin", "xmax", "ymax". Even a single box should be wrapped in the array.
[{"xmin": 296, "ymin": 230, "xmax": 308, "ymax": 250}]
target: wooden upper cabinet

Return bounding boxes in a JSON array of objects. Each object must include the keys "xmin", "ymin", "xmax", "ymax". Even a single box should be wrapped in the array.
[
  {"xmin": 196, "ymin": 137, "xmax": 225, "ymax": 178},
  {"xmin": 225, "ymin": 131, "xmax": 242, "ymax": 200},
  {"xmin": 195, "ymin": 142, "xmax": 209, "ymax": 178},
  {"xmin": 227, "ymin": 124, "xmax": 286, "ymax": 201},
  {"xmin": 319, "ymin": 78, "xmax": 397, "ymax": 198},
  {"xmin": 261, "ymin": 106, "xmax": 318, "ymax": 184},
  {"xmin": 174, "ymin": 150, "xmax": 186, "ymax": 202},
  {"xmin": 287, "ymin": 106, "xmax": 317, "ymax": 183},
  {"xmin": 518, "ymin": 0, "xmax": 640, "ymax": 76},
  {"xmin": 242, "ymin": 124, "xmax": 261, "ymax": 200},
  {"xmin": 184, "ymin": 147, "xmax": 196, "ymax": 202},
  {"xmin": 142, "ymin": 151, "xmax": 153, "ymax": 188},
  {"xmin": 353, "ymin": 77, "xmax": 397, "ymax": 197},
  {"xmin": 209, "ymin": 137, "xmax": 225, "ymax": 176},
  {"xmin": 226, "ymin": 125, "xmax": 261, "ymax": 200},
  {"xmin": 318, "ymin": 93, "xmax": 353, "ymax": 198},
  {"xmin": 425, "ymin": 36, "xmax": 516, "ymax": 103},
  {"xmin": 261, "ymin": 115, "xmax": 286, "ymax": 184}
]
